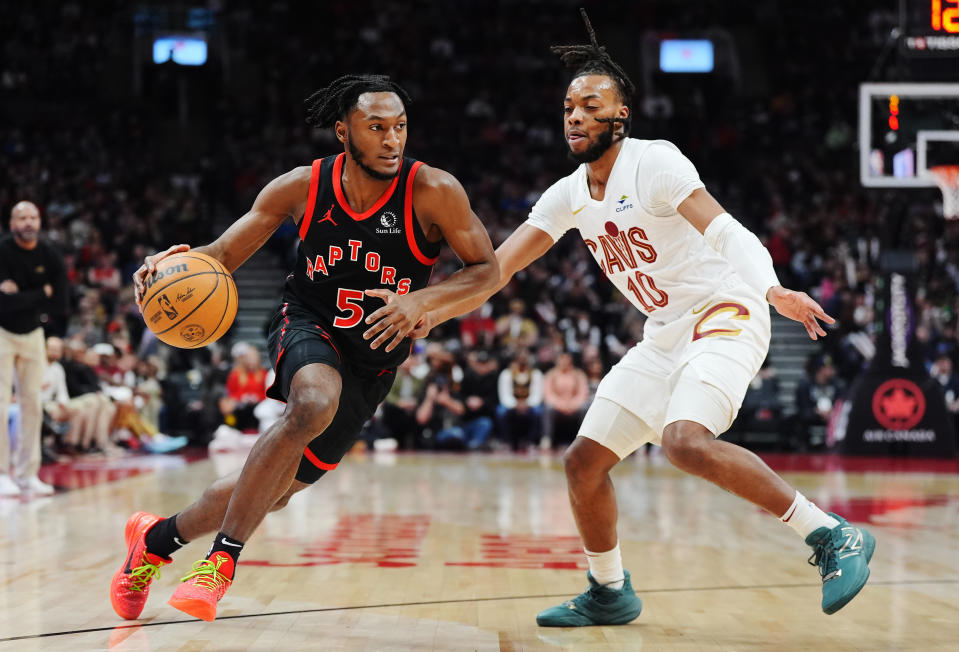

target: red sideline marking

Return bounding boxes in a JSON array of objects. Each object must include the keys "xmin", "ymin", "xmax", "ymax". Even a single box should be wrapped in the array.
[{"xmin": 37, "ymin": 449, "xmax": 207, "ymax": 491}]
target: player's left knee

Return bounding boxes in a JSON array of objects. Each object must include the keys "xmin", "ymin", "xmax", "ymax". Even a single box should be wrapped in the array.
[{"xmin": 661, "ymin": 422, "xmax": 714, "ymax": 472}]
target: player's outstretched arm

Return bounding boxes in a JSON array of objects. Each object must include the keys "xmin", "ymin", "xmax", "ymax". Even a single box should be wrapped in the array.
[
  {"xmin": 418, "ymin": 223, "xmax": 553, "ymax": 335},
  {"xmin": 363, "ymin": 167, "xmax": 500, "ymax": 351},
  {"xmin": 676, "ymin": 188, "xmax": 835, "ymax": 340},
  {"xmin": 132, "ymin": 167, "xmax": 311, "ymax": 307}
]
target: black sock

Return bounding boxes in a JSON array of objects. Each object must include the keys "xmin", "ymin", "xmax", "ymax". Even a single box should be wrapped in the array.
[
  {"xmin": 208, "ymin": 531, "xmax": 244, "ymax": 567},
  {"xmin": 144, "ymin": 514, "xmax": 188, "ymax": 559}
]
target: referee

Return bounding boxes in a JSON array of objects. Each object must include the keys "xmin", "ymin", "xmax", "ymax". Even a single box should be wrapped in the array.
[{"xmin": 0, "ymin": 201, "xmax": 68, "ymax": 496}]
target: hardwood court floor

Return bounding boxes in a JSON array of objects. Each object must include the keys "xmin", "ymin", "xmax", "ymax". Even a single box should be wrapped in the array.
[{"xmin": 1, "ymin": 448, "xmax": 958, "ymax": 651}]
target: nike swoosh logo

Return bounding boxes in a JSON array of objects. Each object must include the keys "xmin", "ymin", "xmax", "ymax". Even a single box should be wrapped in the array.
[
  {"xmin": 122, "ymin": 546, "xmax": 138, "ymax": 574},
  {"xmin": 572, "ymin": 205, "xmax": 586, "ymax": 215},
  {"xmin": 173, "ymin": 536, "xmax": 186, "ymax": 546},
  {"xmin": 220, "ymin": 538, "xmax": 243, "ymax": 548}
]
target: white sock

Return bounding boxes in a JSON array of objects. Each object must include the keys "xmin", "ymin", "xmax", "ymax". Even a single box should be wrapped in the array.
[
  {"xmin": 585, "ymin": 542, "xmax": 625, "ymax": 590},
  {"xmin": 780, "ymin": 491, "xmax": 840, "ymax": 541}
]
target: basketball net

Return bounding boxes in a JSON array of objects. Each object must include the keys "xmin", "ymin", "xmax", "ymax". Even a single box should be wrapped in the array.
[{"xmin": 929, "ymin": 165, "xmax": 959, "ymax": 220}]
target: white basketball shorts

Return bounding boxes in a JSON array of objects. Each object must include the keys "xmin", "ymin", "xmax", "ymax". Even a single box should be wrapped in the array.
[{"xmin": 580, "ymin": 283, "xmax": 771, "ymax": 459}]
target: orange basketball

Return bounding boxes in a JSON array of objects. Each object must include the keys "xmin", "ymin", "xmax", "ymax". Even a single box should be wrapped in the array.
[{"xmin": 140, "ymin": 251, "xmax": 238, "ymax": 349}]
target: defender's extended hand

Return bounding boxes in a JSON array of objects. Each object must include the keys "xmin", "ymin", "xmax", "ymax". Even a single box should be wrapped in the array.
[
  {"xmin": 767, "ymin": 286, "xmax": 835, "ymax": 341},
  {"xmin": 133, "ymin": 244, "xmax": 190, "ymax": 310},
  {"xmin": 363, "ymin": 289, "xmax": 427, "ymax": 352}
]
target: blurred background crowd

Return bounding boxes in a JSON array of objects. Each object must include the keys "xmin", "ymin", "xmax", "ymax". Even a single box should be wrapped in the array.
[{"xmin": 3, "ymin": 0, "xmax": 959, "ymax": 464}]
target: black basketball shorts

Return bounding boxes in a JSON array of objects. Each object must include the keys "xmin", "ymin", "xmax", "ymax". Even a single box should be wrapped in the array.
[{"xmin": 266, "ymin": 302, "xmax": 395, "ymax": 484}]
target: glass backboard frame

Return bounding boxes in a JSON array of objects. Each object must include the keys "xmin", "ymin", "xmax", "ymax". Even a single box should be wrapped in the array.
[{"xmin": 859, "ymin": 82, "xmax": 959, "ymax": 188}]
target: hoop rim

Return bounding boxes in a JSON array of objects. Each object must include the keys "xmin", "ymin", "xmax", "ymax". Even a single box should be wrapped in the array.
[
  {"xmin": 928, "ymin": 164, "xmax": 959, "ymax": 181},
  {"xmin": 929, "ymin": 165, "xmax": 959, "ymax": 220}
]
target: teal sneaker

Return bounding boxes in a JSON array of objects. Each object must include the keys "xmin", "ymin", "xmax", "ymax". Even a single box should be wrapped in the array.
[
  {"xmin": 536, "ymin": 570, "xmax": 642, "ymax": 627},
  {"xmin": 805, "ymin": 513, "xmax": 876, "ymax": 614}
]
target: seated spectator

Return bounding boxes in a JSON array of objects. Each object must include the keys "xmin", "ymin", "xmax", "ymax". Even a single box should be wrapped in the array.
[
  {"xmin": 459, "ymin": 306, "xmax": 497, "ymax": 350},
  {"xmin": 734, "ymin": 357, "xmax": 783, "ymax": 439},
  {"xmin": 87, "ymin": 250, "xmax": 122, "ymax": 313},
  {"xmin": 495, "ymin": 299, "xmax": 539, "ymax": 350},
  {"xmin": 584, "ymin": 358, "xmax": 605, "ymax": 402},
  {"xmin": 41, "ymin": 336, "xmax": 121, "ymax": 457},
  {"xmin": 415, "ymin": 349, "xmax": 466, "ymax": 449},
  {"xmin": 496, "ymin": 348, "xmax": 544, "ymax": 450},
  {"xmin": 253, "ymin": 369, "xmax": 285, "ymax": 434},
  {"xmin": 210, "ymin": 342, "xmax": 268, "ymax": 450},
  {"xmin": 134, "ymin": 356, "xmax": 165, "ymax": 436},
  {"xmin": 87, "ymin": 341, "xmax": 185, "ymax": 453},
  {"xmin": 219, "ymin": 342, "xmax": 267, "ymax": 433},
  {"xmin": 542, "ymin": 352, "xmax": 590, "ymax": 450},
  {"xmin": 380, "ymin": 353, "xmax": 425, "ymax": 449},
  {"xmin": 791, "ymin": 356, "xmax": 845, "ymax": 451},
  {"xmin": 58, "ymin": 338, "xmax": 118, "ymax": 454},
  {"xmin": 448, "ymin": 350, "xmax": 500, "ymax": 450},
  {"xmin": 929, "ymin": 353, "xmax": 959, "ymax": 431}
]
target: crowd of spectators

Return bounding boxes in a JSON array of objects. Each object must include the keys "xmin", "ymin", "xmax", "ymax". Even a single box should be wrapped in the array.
[{"xmin": 3, "ymin": 1, "xmax": 959, "ymax": 461}]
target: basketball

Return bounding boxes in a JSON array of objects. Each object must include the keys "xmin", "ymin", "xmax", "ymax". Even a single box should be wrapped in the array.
[{"xmin": 140, "ymin": 251, "xmax": 238, "ymax": 349}]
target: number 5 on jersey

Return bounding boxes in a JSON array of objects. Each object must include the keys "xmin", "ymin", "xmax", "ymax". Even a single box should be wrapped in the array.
[{"xmin": 334, "ymin": 288, "xmax": 365, "ymax": 328}]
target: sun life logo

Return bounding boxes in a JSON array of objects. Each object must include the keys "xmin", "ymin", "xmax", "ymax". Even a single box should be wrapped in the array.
[{"xmin": 377, "ymin": 210, "xmax": 401, "ymax": 234}]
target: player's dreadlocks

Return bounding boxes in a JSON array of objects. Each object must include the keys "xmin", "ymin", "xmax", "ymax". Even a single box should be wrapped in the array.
[
  {"xmin": 551, "ymin": 8, "xmax": 635, "ymax": 135},
  {"xmin": 304, "ymin": 74, "xmax": 412, "ymax": 129}
]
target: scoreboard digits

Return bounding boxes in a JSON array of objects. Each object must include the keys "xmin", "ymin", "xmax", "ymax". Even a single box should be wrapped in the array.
[
  {"xmin": 901, "ymin": 0, "xmax": 959, "ymax": 53},
  {"xmin": 931, "ymin": 0, "xmax": 959, "ymax": 32}
]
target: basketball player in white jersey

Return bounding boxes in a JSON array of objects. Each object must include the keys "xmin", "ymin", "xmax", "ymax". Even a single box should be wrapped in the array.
[{"xmin": 376, "ymin": 11, "xmax": 876, "ymax": 625}]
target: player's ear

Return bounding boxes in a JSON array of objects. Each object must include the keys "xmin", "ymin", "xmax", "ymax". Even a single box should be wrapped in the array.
[
  {"xmin": 334, "ymin": 120, "xmax": 347, "ymax": 145},
  {"xmin": 617, "ymin": 104, "xmax": 630, "ymax": 137}
]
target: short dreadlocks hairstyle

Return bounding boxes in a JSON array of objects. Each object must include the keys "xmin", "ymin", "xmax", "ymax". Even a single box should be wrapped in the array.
[
  {"xmin": 551, "ymin": 9, "xmax": 635, "ymax": 133},
  {"xmin": 304, "ymin": 74, "xmax": 412, "ymax": 129}
]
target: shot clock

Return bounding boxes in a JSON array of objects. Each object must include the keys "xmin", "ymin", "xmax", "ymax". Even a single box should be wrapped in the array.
[{"xmin": 900, "ymin": 0, "xmax": 959, "ymax": 55}]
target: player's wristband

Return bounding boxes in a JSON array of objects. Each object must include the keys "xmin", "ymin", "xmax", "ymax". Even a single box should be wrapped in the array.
[{"xmin": 703, "ymin": 212, "xmax": 780, "ymax": 300}]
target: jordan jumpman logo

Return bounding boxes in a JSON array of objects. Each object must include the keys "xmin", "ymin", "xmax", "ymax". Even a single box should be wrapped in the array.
[{"xmin": 317, "ymin": 204, "xmax": 337, "ymax": 226}]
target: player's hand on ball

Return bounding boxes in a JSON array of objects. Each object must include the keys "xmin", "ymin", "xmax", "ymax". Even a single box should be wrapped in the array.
[
  {"xmin": 767, "ymin": 285, "xmax": 835, "ymax": 341},
  {"xmin": 363, "ymin": 288, "xmax": 426, "ymax": 352},
  {"xmin": 133, "ymin": 244, "xmax": 190, "ymax": 310}
]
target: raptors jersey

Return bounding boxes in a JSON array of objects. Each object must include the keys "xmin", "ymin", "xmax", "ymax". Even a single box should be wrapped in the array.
[
  {"xmin": 283, "ymin": 153, "xmax": 441, "ymax": 370},
  {"xmin": 525, "ymin": 138, "xmax": 742, "ymax": 324}
]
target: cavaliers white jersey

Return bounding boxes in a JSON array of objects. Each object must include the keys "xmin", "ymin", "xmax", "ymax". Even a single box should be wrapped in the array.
[{"xmin": 526, "ymin": 138, "xmax": 741, "ymax": 323}]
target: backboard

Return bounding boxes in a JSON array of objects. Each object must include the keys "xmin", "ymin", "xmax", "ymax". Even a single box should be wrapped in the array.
[{"xmin": 858, "ymin": 82, "xmax": 959, "ymax": 188}]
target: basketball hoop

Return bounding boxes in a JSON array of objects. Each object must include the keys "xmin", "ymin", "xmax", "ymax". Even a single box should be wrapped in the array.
[{"xmin": 929, "ymin": 165, "xmax": 959, "ymax": 220}]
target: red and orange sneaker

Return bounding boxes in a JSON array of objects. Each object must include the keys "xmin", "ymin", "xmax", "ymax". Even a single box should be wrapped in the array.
[
  {"xmin": 167, "ymin": 552, "xmax": 234, "ymax": 621},
  {"xmin": 110, "ymin": 511, "xmax": 171, "ymax": 620}
]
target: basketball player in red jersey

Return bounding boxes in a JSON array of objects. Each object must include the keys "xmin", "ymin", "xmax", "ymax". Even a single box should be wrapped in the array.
[{"xmin": 111, "ymin": 75, "xmax": 499, "ymax": 622}]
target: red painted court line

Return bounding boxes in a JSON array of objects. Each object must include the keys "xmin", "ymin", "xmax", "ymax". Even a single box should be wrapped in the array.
[
  {"xmin": 37, "ymin": 448, "xmax": 209, "ymax": 491},
  {"xmin": 33, "ymin": 449, "xmax": 959, "ymax": 494}
]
